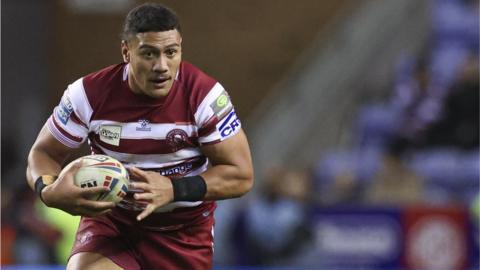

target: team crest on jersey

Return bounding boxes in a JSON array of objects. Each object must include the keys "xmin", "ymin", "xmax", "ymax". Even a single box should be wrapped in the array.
[
  {"xmin": 210, "ymin": 90, "xmax": 233, "ymax": 119},
  {"xmin": 166, "ymin": 129, "xmax": 189, "ymax": 151},
  {"xmin": 99, "ymin": 125, "xmax": 122, "ymax": 146},
  {"xmin": 56, "ymin": 96, "xmax": 74, "ymax": 125},
  {"xmin": 136, "ymin": 119, "xmax": 151, "ymax": 131}
]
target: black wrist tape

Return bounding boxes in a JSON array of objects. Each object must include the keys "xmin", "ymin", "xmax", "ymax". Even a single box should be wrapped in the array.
[
  {"xmin": 34, "ymin": 175, "xmax": 57, "ymax": 203},
  {"xmin": 171, "ymin": 175, "xmax": 207, "ymax": 201}
]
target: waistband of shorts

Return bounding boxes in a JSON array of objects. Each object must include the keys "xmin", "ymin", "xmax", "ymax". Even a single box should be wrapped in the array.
[{"xmin": 110, "ymin": 201, "xmax": 216, "ymax": 231}]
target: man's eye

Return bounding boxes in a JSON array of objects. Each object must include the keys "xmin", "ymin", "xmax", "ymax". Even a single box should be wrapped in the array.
[
  {"xmin": 141, "ymin": 51, "xmax": 155, "ymax": 58},
  {"xmin": 165, "ymin": 49, "xmax": 177, "ymax": 57}
]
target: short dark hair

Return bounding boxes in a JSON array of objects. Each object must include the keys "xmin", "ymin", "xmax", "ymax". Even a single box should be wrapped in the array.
[{"xmin": 122, "ymin": 2, "xmax": 180, "ymax": 41}]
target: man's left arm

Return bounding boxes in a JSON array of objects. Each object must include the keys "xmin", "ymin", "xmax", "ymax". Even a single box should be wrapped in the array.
[
  {"xmin": 200, "ymin": 128, "xmax": 254, "ymax": 200},
  {"xmin": 128, "ymin": 129, "xmax": 253, "ymax": 221}
]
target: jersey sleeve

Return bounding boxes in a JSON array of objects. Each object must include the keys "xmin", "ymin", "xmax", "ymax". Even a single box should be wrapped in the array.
[
  {"xmin": 194, "ymin": 82, "xmax": 241, "ymax": 145},
  {"xmin": 47, "ymin": 78, "xmax": 92, "ymax": 148}
]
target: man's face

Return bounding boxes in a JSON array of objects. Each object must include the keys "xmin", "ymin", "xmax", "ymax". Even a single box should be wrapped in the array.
[{"xmin": 122, "ymin": 29, "xmax": 182, "ymax": 98}]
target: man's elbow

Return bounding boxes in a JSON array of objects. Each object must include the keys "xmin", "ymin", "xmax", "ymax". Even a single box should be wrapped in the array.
[
  {"xmin": 26, "ymin": 149, "xmax": 37, "ymax": 185},
  {"xmin": 237, "ymin": 170, "xmax": 254, "ymax": 197},
  {"xmin": 26, "ymin": 165, "xmax": 33, "ymax": 186}
]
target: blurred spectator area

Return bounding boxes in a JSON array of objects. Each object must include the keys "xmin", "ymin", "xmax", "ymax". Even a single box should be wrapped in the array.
[
  {"xmin": 311, "ymin": 0, "xmax": 479, "ymax": 208},
  {"xmin": 247, "ymin": 0, "xmax": 432, "ymax": 180}
]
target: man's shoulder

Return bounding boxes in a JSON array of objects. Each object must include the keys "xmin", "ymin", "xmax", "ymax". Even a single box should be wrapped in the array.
[
  {"xmin": 83, "ymin": 63, "xmax": 126, "ymax": 87},
  {"xmin": 178, "ymin": 61, "xmax": 217, "ymax": 93},
  {"xmin": 75, "ymin": 63, "xmax": 126, "ymax": 108}
]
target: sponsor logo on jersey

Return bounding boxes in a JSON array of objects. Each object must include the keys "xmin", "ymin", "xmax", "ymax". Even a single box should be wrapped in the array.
[
  {"xmin": 166, "ymin": 129, "xmax": 189, "ymax": 151},
  {"xmin": 158, "ymin": 163, "xmax": 193, "ymax": 177},
  {"xmin": 210, "ymin": 90, "xmax": 233, "ymax": 119},
  {"xmin": 136, "ymin": 119, "xmax": 151, "ymax": 131},
  {"xmin": 56, "ymin": 96, "xmax": 74, "ymax": 125},
  {"xmin": 146, "ymin": 157, "xmax": 204, "ymax": 177},
  {"xmin": 99, "ymin": 125, "xmax": 122, "ymax": 146},
  {"xmin": 218, "ymin": 110, "xmax": 241, "ymax": 138}
]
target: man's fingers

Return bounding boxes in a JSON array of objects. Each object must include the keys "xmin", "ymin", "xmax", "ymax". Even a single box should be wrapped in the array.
[
  {"xmin": 78, "ymin": 198, "xmax": 116, "ymax": 211},
  {"xmin": 80, "ymin": 186, "xmax": 111, "ymax": 197},
  {"xmin": 58, "ymin": 159, "xmax": 83, "ymax": 180},
  {"xmin": 133, "ymin": 192, "xmax": 155, "ymax": 201},
  {"xmin": 66, "ymin": 159, "xmax": 84, "ymax": 174},
  {"xmin": 128, "ymin": 167, "xmax": 146, "ymax": 176},
  {"xmin": 137, "ymin": 204, "xmax": 156, "ymax": 221},
  {"xmin": 129, "ymin": 181, "xmax": 149, "ymax": 191},
  {"xmin": 127, "ymin": 167, "xmax": 149, "ymax": 182}
]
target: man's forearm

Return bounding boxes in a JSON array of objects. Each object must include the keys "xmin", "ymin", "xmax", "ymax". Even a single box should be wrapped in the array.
[
  {"xmin": 26, "ymin": 149, "xmax": 63, "ymax": 190},
  {"xmin": 200, "ymin": 164, "xmax": 253, "ymax": 200}
]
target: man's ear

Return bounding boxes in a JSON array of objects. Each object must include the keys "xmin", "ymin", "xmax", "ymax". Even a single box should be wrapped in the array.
[{"xmin": 121, "ymin": 40, "xmax": 130, "ymax": 63}]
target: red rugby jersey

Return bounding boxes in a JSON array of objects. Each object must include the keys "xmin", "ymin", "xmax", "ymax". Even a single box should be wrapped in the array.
[{"xmin": 47, "ymin": 61, "xmax": 241, "ymax": 223}]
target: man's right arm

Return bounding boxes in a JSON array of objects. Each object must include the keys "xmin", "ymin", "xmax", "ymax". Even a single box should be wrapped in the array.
[
  {"xmin": 27, "ymin": 123, "xmax": 115, "ymax": 216},
  {"xmin": 27, "ymin": 124, "xmax": 72, "ymax": 188}
]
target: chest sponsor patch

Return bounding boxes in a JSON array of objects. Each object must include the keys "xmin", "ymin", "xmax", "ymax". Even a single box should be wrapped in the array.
[
  {"xmin": 99, "ymin": 125, "xmax": 122, "ymax": 146},
  {"xmin": 56, "ymin": 96, "xmax": 74, "ymax": 125},
  {"xmin": 210, "ymin": 90, "xmax": 233, "ymax": 119},
  {"xmin": 217, "ymin": 110, "xmax": 241, "ymax": 139}
]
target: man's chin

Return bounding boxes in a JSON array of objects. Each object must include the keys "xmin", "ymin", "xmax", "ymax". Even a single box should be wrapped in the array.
[{"xmin": 146, "ymin": 87, "xmax": 170, "ymax": 98}]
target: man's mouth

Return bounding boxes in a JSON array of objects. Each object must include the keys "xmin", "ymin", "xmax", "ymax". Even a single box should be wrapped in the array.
[{"xmin": 150, "ymin": 77, "xmax": 170, "ymax": 85}]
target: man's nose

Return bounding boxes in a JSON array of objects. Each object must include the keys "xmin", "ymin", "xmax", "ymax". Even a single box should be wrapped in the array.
[{"xmin": 152, "ymin": 56, "xmax": 168, "ymax": 73}]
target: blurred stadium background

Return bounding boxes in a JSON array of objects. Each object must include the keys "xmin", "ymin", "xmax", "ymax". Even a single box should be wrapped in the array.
[{"xmin": 1, "ymin": 0, "xmax": 478, "ymax": 269}]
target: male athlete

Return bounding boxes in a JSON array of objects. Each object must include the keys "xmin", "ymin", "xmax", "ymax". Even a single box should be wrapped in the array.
[{"xmin": 26, "ymin": 3, "xmax": 254, "ymax": 269}]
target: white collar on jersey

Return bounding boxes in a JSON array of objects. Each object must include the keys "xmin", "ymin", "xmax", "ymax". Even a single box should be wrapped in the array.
[
  {"xmin": 123, "ymin": 64, "xmax": 180, "ymax": 81},
  {"xmin": 123, "ymin": 64, "xmax": 129, "ymax": 81}
]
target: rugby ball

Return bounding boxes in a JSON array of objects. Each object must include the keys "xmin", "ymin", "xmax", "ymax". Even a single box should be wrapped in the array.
[{"xmin": 66, "ymin": 154, "xmax": 129, "ymax": 203}]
